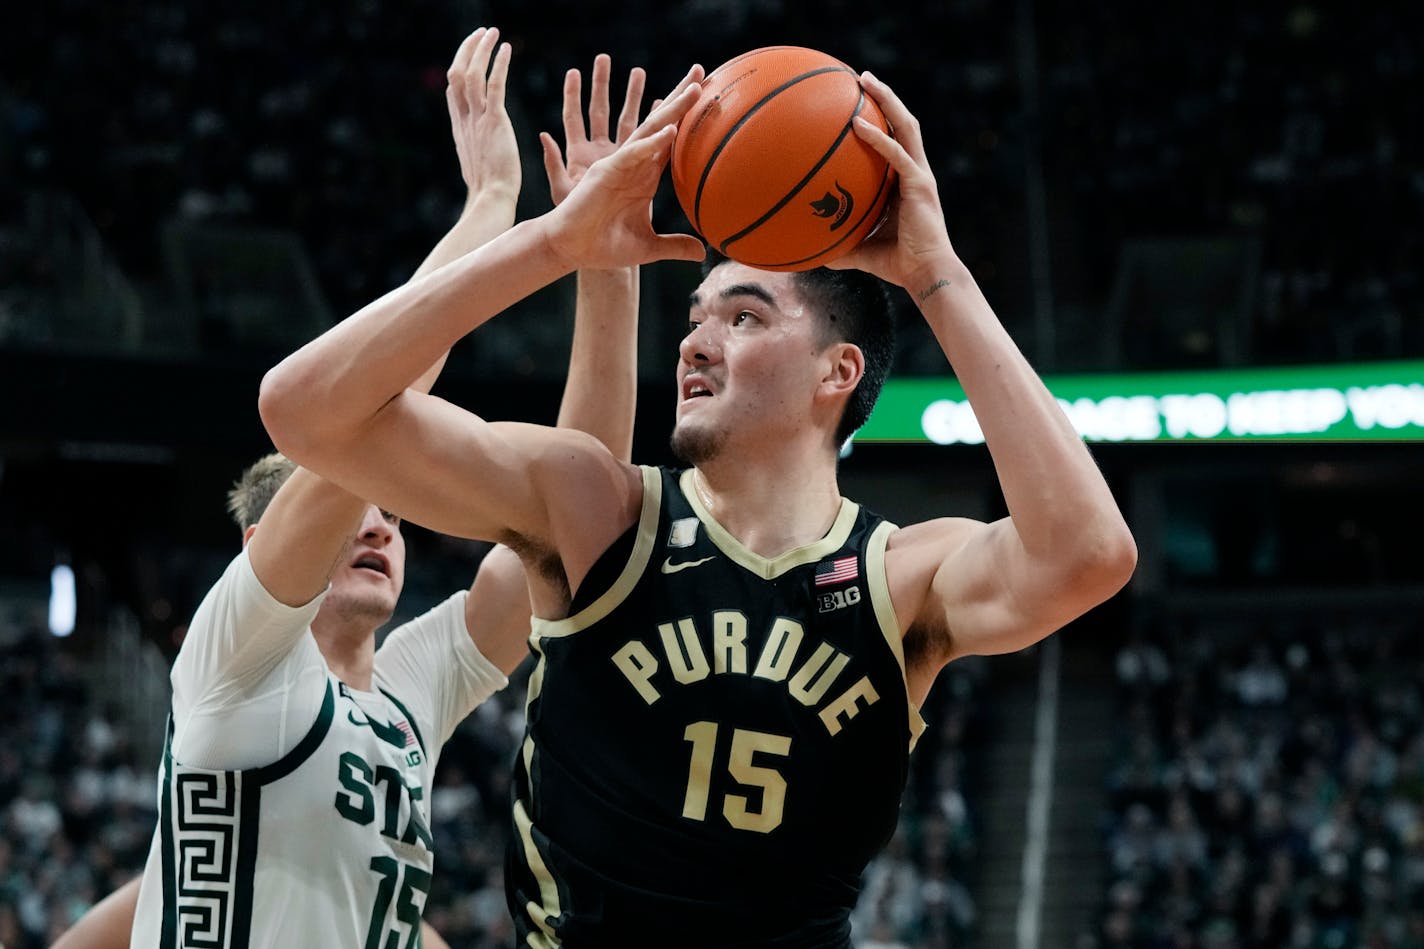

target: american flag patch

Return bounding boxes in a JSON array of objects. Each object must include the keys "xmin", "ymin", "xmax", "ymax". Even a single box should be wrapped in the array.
[
  {"xmin": 395, "ymin": 720, "xmax": 416, "ymax": 748},
  {"xmin": 814, "ymin": 555, "xmax": 859, "ymax": 587}
]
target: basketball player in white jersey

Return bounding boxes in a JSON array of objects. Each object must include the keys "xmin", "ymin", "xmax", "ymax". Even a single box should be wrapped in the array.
[{"xmin": 51, "ymin": 30, "xmax": 654, "ymax": 949}]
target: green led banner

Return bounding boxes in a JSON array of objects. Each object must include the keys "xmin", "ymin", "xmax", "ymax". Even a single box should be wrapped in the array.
[{"xmin": 856, "ymin": 361, "xmax": 1424, "ymax": 444}]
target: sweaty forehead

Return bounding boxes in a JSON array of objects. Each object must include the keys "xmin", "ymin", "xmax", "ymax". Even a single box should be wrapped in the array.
[{"xmin": 688, "ymin": 262, "xmax": 802, "ymax": 312}]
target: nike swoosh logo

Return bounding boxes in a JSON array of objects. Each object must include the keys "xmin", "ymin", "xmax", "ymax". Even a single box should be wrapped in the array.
[
  {"xmin": 347, "ymin": 709, "xmax": 408, "ymax": 749},
  {"xmin": 661, "ymin": 555, "xmax": 715, "ymax": 574}
]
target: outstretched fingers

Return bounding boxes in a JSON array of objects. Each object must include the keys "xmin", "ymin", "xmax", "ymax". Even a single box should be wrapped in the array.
[
  {"xmin": 561, "ymin": 68, "xmax": 587, "ymax": 151},
  {"xmin": 603, "ymin": 122, "xmax": 676, "ymax": 170},
  {"xmin": 607, "ymin": 125, "xmax": 705, "ymax": 261},
  {"xmin": 588, "ymin": 53, "xmax": 613, "ymax": 142},
  {"xmin": 445, "ymin": 28, "xmax": 485, "ymax": 117},
  {"xmin": 627, "ymin": 66, "xmax": 704, "ymax": 145},
  {"xmin": 447, "ymin": 28, "xmax": 484, "ymax": 77},
  {"xmin": 485, "ymin": 39, "xmax": 511, "ymax": 112},
  {"xmin": 539, "ymin": 131, "xmax": 571, "ymax": 196},
  {"xmin": 615, "ymin": 67, "xmax": 647, "ymax": 143},
  {"xmin": 446, "ymin": 26, "xmax": 504, "ymax": 120}
]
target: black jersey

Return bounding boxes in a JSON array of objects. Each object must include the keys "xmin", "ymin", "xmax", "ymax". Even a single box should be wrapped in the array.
[{"xmin": 507, "ymin": 466, "xmax": 926, "ymax": 948}]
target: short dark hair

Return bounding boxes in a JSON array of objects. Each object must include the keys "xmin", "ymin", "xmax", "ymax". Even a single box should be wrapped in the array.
[
  {"xmin": 701, "ymin": 252, "xmax": 895, "ymax": 445},
  {"xmin": 226, "ymin": 452, "xmax": 296, "ymax": 531}
]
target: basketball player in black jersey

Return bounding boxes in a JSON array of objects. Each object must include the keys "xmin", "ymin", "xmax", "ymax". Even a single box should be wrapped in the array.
[{"xmin": 262, "ymin": 64, "xmax": 1137, "ymax": 947}]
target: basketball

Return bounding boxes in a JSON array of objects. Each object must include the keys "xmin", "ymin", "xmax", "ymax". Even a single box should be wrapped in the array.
[{"xmin": 671, "ymin": 46, "xmax": 896, "ymax": 272}]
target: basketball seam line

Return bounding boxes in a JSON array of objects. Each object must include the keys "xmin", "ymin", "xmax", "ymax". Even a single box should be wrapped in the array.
[
  {"xmin": 720, "ymin": 88, "xmax": 867, "ymax": 258},
  {"xmin": 692, "ymin": 64, "xmax": 851, "ymax": 231}
]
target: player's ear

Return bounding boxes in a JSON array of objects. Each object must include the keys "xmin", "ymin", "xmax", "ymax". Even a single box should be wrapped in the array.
[
  {"xmin": 242, "ymin": 524, "xmax": 258, "ymax": 547},
  {"xmin": 820, "ymin": 342, "xmax": 864, "ymax": 399}
]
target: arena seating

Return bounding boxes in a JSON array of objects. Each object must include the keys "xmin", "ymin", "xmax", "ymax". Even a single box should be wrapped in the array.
[
  {"xmin": 1087, "ymin": 618, "xmax": 1424, "ymax": 947},
  {"xmin": 7, "ymin": 1, "xmax": 1414, "ymax": 375}
]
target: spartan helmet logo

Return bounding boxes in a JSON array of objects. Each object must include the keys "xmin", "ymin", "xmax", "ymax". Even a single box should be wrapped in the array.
[{"xmin": 809, "ymin": 181, "xmax": 854, "ymax": 231}]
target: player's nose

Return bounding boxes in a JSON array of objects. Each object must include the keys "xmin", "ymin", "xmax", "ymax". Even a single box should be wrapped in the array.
[
  {"xmin": 679, "ymin": 320, "xmax": 721, "ymax": 365},
  {"xmin": 359, "ymin": 505, "xmax": 393, "ymax": 544}
]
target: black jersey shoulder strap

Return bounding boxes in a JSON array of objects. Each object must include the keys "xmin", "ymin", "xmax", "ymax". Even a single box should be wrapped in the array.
[{"xmin": 531, "ymin": 465, "xmax": 663, "ymax": 641}]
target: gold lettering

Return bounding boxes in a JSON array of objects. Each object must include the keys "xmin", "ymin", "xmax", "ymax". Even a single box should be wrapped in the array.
[
  {"xmin": 658, "ymin": 619, "xmax": 710, "ymax": 684},
  {"xmin": 819, "ymin": 676, "xmax": 880, "ymax": 735},
  {"xmin": 711, "ymin": 611, "xmax": 748, "ymax": 674},
  {"xmin": 787, "ymin": 643, "xmax": 851, "ymax": 706},
  {"xmin": 611, "ymin": 641, "xmax": 661, "ymax": 705},
  {"xmin": 752, "ymin": 618, "xmax": 803, "ymax": 682}
]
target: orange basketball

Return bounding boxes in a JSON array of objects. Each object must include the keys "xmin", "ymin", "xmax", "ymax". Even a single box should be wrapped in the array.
[{"xmin": 671, "ymin": 46, "xmax": 895, "ymax": 272}]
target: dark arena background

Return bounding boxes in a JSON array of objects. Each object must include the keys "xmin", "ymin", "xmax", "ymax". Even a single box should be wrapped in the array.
[{"xmin": 3, "ymin": 1, "xmax": 1423, "ymax": 946}]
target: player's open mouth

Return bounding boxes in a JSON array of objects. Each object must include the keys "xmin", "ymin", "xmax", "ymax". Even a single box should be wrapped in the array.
[
  {"xmin": 352, "ymin": 553, "xmax": 389, "ymax": 577},
  {"xmin": 682, "ymin": 377, "xmax": 714, "ymax": 401}
]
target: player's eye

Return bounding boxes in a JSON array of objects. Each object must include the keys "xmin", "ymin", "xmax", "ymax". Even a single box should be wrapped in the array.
[
  {"xmin": 380, "ymin": 510, "xmax": 401, "ymax": 525},
  {"xmin": 732, "ymin": 310, "xmax": 756, "ymax": 326}
]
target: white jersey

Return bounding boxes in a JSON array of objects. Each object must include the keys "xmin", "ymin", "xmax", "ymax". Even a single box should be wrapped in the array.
[{"xmin": 131, "ymin": 549, "xmax": 507, "ymax": 948}]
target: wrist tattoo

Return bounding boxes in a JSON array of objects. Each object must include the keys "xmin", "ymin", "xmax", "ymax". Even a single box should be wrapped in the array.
[{"xmin": 917, "ymin": 278, "xmax": 952, "ymax": 303}]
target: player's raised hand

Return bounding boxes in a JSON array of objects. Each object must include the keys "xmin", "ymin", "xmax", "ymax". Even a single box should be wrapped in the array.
[
  {"xmin": 827, "ymin": 72, "xmax": 956, "ymax": 294},
  {"xmin": 541, "ymin": 54, "xmax": 647, "ymax": 206},
  {"xmin": 446, "ymin": 26, "xmax": 520, "ymax": 211},
  {"xmin": 541, "ymin": 66, "xmax": 707, "ymax": 270}
]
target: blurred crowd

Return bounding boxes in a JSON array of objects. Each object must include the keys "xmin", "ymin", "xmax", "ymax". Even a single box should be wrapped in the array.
[
  {"xmin": 1089, "ymin": 619, "xmax": 1424, "ymax": 948},
  {"xmin": 0, "ymin": 620, "xmax": 155, "ymax": 947},
  {"xmin": 1037, "ymin": 0, "xmax": 1423, "ymax": 366},
  {"xmin": 4, "ymin": 1, "xmax": 1417, "ymax": 372}
]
